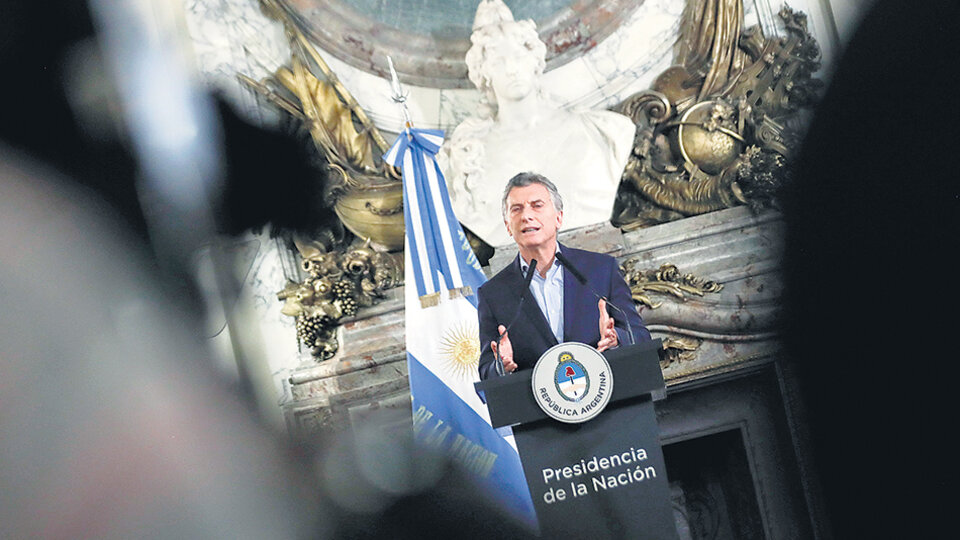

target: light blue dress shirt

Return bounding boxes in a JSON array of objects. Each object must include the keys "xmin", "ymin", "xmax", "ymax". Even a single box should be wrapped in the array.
[{"xmin": 520, "ymin": 250, "xmax": 564, "ymax": 343}]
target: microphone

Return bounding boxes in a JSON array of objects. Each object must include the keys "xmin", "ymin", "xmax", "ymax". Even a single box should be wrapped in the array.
[
  {"xmin": 555, "ymin": 251, "xmax": 587, "ymax": 284},
  {"xmin": 478, "ymin": 259, "xmax": 537, "ymax": 377},
  {"xmin": 554, "ymin": 251, "xmax": 636, "ymax": 346},
  {"xmin": 521, "ymin": 258, "xmax": 539, "ymax": 289}
]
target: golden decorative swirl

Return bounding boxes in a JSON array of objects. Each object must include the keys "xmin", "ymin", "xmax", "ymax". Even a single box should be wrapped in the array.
[
  {"xmin": 618, "ymin": 91, "xmax": 672, "ymax": 125},
  {"xmin": 624, "ymin": 164, "xmax": 740, "ymax": 216},
  {"xmin": 752, "ymin": 115, "xmax": 789, "ymax": 156}
]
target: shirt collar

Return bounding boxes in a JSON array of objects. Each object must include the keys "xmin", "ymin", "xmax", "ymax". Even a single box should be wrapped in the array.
[{"xmin": 519, "ymin": 244, "xmax": 562, "ymax": 274}]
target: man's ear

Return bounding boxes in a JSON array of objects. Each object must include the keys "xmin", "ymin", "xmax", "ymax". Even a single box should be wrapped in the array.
[{"xmin": 556, "ymin": 210, "xmax": 563, "ymax": 229}]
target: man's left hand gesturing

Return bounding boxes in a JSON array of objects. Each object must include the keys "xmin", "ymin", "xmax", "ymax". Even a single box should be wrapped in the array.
[{"xmin": 596, "ymin": 298, "xmax": 618, "ymax": 352}]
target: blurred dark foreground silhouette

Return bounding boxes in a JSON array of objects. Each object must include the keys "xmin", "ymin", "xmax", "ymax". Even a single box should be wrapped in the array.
[{"xmin": 781, "ymin": 0, "xmax": 956, "ymax": 537}]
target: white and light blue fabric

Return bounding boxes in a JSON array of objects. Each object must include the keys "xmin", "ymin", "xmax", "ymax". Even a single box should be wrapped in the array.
[
  {"xmin": 520, "ymin": 253, "xmax": 564, "ymax": 343},
  {"xmin": 384, "ymin": 127, "xmax": 536, "ymax": 527}
]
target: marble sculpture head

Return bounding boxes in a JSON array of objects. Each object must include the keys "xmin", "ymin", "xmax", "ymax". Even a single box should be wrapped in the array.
[{"xmin": 464, "ymin": 1, "xmax": 547, "ymax": 117}]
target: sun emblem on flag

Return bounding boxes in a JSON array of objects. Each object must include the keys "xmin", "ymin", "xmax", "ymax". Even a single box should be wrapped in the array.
[{"xmin": 438, "ymin": 322, "xmax": 481, "ymax": 380}]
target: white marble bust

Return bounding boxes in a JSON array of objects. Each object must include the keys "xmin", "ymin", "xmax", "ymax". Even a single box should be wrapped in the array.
[{"xmin": 439, "ymin": 0, "xmax": 636, "ymax": 247}]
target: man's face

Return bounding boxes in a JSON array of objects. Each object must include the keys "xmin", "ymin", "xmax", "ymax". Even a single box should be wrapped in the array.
[{"xmin": 504, "ymin": 183, "xmax": 562, "ymax": 251}]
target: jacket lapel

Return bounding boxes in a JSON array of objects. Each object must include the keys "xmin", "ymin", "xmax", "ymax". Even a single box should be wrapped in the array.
[{"xmin": 509, "ymin": 255, "xmax": 558, "ymax": 347}]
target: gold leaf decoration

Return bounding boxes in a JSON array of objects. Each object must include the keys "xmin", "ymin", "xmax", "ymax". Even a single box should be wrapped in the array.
[{"xmin": 620, "ymin": 261, "xmax": 723, "ymax": 309}]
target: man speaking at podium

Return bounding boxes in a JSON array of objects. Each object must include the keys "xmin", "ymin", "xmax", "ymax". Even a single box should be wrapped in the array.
[{"xmin": 477, "ymin": 172, "xmax": 651, "ymax": 380}]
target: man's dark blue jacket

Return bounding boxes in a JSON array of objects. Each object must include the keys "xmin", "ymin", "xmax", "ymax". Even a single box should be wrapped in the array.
[{"xmin": 477, "ymin": 245, "xmax": 651, "ymax": 380}]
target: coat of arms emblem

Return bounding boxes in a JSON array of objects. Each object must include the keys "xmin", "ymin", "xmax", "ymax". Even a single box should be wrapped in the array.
[{"xmin": 554, "ymin": 352, "xmax": 589, "ymax": 402}]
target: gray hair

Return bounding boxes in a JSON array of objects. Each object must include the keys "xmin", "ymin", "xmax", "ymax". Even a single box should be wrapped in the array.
[{"xmin": 500, "ymin": 172, "xmax": 564, "ymax": 219}]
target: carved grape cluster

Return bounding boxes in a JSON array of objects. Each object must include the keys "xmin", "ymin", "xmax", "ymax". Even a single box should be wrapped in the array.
[
  {"xmin": 337, "ymin": 296, "xmax": 359, "ymax": 317},
  {"xmin": 279, "ymin": 246, "xmax": 403, "ymax": 361},
  {"xmin": 296, "ymin": 314, "xmax": 322, "ymax": 347},
  {"xmin": 295, "ymin": 313, "xmax": 339, "ymax": 359},
  {"xmin": 332, "ymin": 279, "xmax": 354, "ymax": 300}
]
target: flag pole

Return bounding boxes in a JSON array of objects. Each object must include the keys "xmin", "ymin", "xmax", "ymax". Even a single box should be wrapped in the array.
[{"xmin": 387, "ymin": 56, "xmax": 413, "ymax": 130}]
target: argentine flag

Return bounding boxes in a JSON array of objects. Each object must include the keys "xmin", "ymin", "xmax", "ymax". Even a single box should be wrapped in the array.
[{"xmin": 383, "ymin": 128, "xmax": 536, "ymax": 527}]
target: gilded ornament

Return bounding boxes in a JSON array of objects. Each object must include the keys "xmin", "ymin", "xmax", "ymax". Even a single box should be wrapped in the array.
[
  {"xmin": 620, "ymin": 261, "xmax": 723, "ymax": 309},
  {"xmin": 332, "ymin": 179, "xmax": 405, "ymax": 252},
  {"xmin": 278, "ymin": 241, "xmax": 403, "ymax": 360},
  {"xmin": 618, "ymin": 261, "xmax": 724, "ymax": 365},
  {"xmin": 661, "ymin": 336, "xmax": 702, "ymax": 367},
  {"xmin": 240, "ymin": 1, "xmax": 414, "ymax": 359},
  {"xmin": 668, "ymin": 100, "xmax": 745, "ymax": 175},
  {"xmin": 613, "ymin": 3, "xmax": 822, "ymax": 229},
  {"xmin": 240, "ymin": 0, "xmax": 405, "ymax": 252}
]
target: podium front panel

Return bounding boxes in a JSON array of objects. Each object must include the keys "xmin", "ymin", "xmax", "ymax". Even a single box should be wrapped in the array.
[{"xmin": 513, "ymin": 396, "xmax": 677, "ymax": 539}]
